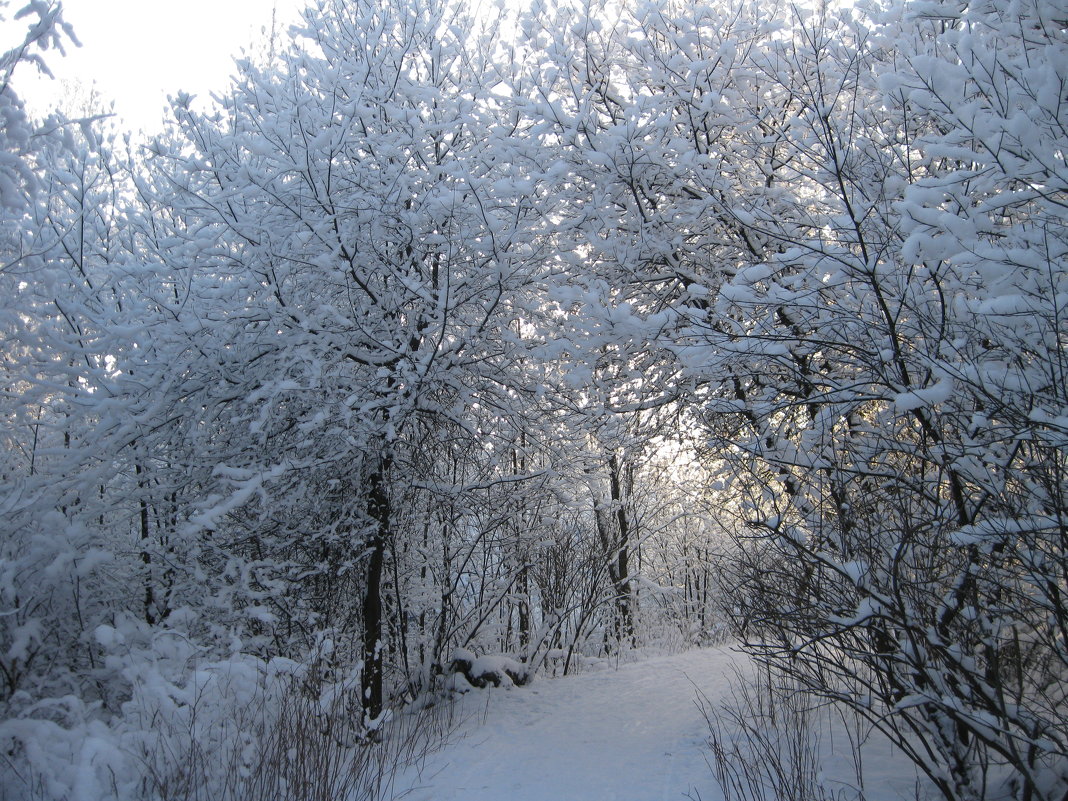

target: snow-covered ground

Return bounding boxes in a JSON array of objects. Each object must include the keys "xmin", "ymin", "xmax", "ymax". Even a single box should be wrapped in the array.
[{"xmin": 396, "ymin": 647, "xmax": 926, "ymax": 801}]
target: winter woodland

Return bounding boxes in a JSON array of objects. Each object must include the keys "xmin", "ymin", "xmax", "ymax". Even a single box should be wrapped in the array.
[{"xmin": 0, "ymin": 0, "xmax": 1066, "ymax": 798}]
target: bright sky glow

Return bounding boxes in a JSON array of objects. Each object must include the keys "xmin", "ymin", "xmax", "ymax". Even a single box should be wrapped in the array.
[{"xmin": 13, "ymin": 0, "xmax": 306, "ymax": 132}]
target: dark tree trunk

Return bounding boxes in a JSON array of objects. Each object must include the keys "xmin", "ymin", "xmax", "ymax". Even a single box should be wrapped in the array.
[
  {"xmin": 361, "ymin": 464, "xmax": 390, "ymax": 727},
  {"xmin": 517, "ymin": 564, "xmax": 530, "ymax": 650},
  {"xmin": 607, "ymin": 453, "xmax": 634, "ymax": 644},
  {"xmin": 512, "ymin": 437, "xmax": 531, "ymax": 651},
  {"xmin": 136, "ymin": 461, "xmax": 155, "ymax": 625},
  {"xmin": 594, "ymin": 452, "xmax": 635, "ymax": 651}
]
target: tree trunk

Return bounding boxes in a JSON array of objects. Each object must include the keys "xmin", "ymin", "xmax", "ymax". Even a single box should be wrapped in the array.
[
  {"xmin": 594, "ymin": 452, "xmax": 636, "ymax": 651},
  {"xmin": 361, "ymin": 464, "xmax": 390, "ymax": 727},
  {"xmin": 607, "ymin": 453, "xmax": 634, "ymax": 645}
]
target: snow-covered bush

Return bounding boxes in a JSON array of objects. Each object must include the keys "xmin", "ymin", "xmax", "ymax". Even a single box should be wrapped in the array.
[
  {"xmin": 691, "ymin": 2, "xmax": 1068, "ymax": 799},
  {"xmin": 1, "ymin": 613, "xmax": 457, "ymax": 801},
  {"xmin": 0, "ymin": 613, "xmax": 290, "ymax": 801}
]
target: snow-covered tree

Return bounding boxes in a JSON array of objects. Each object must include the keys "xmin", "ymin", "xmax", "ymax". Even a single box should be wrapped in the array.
[
  {"xmin": 0, "ymin": 0, "xmax": 138, "ymax": 708},
  {"xmin": 146, "ymin": 0, "xmax": 553, "ymax": 723},
  {"xmin": 684, "ymin": 2, "xmax": 1068, "ymax": 798}
]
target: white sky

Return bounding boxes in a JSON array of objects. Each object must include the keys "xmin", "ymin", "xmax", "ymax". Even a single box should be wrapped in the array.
[{"xmin": 11, "ymin": 0, "xmax": 306, "ymax": 133}]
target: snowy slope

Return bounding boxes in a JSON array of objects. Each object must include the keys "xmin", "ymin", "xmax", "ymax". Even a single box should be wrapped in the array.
[{"xmin": 395, "ymin": 647, "xmax": 926, "ymax": 801}]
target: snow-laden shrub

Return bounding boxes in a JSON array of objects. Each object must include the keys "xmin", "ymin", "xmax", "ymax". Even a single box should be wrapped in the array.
[
  {"xmin": 0, "ymin": 612, "xmax": 459, "ymax": 801},
  {"xmin": 0, "ymin": 611, "xmax": 304, "ymax": 801}
]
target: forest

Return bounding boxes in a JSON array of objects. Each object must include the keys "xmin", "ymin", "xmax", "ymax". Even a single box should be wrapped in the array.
[{"xmin": 0, "ymin": 0, "xmax": 1065, "ymax": 799}]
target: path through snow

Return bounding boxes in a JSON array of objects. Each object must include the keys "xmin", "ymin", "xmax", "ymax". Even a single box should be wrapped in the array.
[
  {"xmin": 397, "ymin": 647, "xmax": 737, "ymax": 801},
  {"xmin": 395, "ymin": 646, "xmax": 926, "ymax": 801}
]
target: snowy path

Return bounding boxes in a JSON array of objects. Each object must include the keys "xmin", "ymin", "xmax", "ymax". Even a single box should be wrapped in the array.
[{"xmin": 396, "ymin": 648, "xmax": 739, "ymax": 801}]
